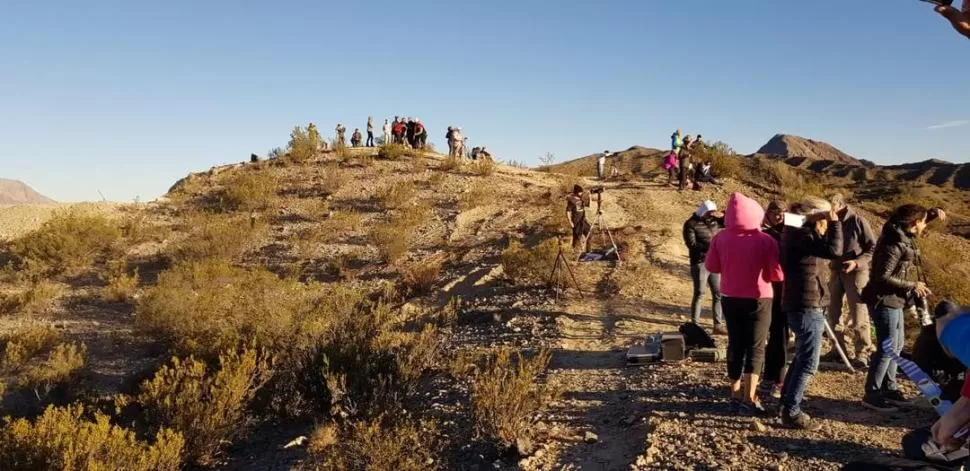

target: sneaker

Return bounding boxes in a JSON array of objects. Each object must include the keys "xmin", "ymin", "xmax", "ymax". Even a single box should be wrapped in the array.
[
  {"xmin": 883, "ymin": 390, "xmax": 911, "ymax": 406},
  {"xmin": 862, "ymin": 394, "xmax": 899, "ymax": 412},
  {"xmin": 781, "ymin": 410, "xmax": 822, "ymax": 431},
  {"xmin": 769, "ymin": 383, "xmax": 783, "ymax": 400},
  {"xmin": 850, "ymin": 358, "xmax": 869, "ymax": 370}
]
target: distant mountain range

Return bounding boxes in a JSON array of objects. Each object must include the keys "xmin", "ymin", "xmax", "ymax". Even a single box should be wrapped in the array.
[{"xmin": 0, "ymin": 179, "xmax": 55, "ymax": 204}]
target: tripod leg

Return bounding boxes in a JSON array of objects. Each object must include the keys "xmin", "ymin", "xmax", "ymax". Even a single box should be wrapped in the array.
[
  {"xmin": 823, "ymin": 318, "xmax": 854, "ymax": 372},
  {"xmin": 561, "ymin": 253, "xmax": 584, "ymax": 299}
]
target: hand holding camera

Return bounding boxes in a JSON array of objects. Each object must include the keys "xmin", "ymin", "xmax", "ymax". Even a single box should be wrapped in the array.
[
  {"xmin": 923, "ymin": 0, "xmax": 970, "ymax": 39},
  {"xmin": 915, "ymin": 281, "xmax": 933, "ymax": 298}
]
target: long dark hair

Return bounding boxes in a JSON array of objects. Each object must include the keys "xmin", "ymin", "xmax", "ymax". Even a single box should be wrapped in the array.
[{"xmin": 889, "ymin": 204, "xmax": 928, "ymax": 228}]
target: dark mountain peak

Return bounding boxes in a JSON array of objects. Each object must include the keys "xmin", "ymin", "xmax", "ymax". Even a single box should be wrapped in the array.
[{"xmin": 756, "ymin": 134, "xmax": 861, "ymax": 166}]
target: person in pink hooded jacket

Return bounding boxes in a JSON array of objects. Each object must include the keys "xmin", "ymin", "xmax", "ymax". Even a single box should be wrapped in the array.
[{"xmin": 705, "ymin": 192, "xmax": 784, "ymax": 414}]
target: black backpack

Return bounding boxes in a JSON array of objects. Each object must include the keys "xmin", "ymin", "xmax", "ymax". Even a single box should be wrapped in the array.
[{"xmin": 679, "ymin": 322, "xmax": 716, "ymax": 350}]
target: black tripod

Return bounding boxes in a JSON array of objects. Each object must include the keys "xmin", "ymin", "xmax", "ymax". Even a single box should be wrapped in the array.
[
  {"xmin": 583, "ymin": 190, "xmax": 621, "ymax": 263},
  {"xmin": 548, "ymin": 236, "xmax": 583, "ymax": 301}
]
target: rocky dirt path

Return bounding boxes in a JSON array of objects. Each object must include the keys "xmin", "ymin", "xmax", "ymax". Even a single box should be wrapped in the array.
[{"xmin": 517, "ymin": 178, "xmax": 938, "ymax": 471}]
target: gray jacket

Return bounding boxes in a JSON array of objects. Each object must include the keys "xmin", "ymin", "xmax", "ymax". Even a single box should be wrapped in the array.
[{"xmin": 830, "ymin": 206, "xmax": 876, "ymax": 271}]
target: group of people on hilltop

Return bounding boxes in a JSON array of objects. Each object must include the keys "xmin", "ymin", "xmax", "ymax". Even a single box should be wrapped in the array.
[
  {"xmin": 664, "ymin": 129, "xmax": 718, "ymax": 191},
  {"xmin": 684, "ymin": 191, "xmax": 955, "ymax": 435},
  {"xmin": 388, "ymin": 116, "xmax": 429, "ymax": 149}
]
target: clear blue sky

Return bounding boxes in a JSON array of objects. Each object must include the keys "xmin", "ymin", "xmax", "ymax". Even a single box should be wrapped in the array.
[{"xmin": 2, "ymin": 1, "xmax": 968, "ymax": 202}]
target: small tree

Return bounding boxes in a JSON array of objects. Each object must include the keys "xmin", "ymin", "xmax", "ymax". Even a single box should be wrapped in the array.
[{"xmin": 539, "ymin": 152, "xmax": 556, "ymax": 166}]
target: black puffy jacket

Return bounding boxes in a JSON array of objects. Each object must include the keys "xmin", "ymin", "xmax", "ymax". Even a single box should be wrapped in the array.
[
  {"xmin": 683, "ymin": 215, "xmax": 724, "ymax": 265},
  {"xmin": 780, "ymin": 221, "xmax": 843, "ymax": 312},
  {"xmin": 862, "ymin": 223, "xmax": 919, "ymax": 309}
]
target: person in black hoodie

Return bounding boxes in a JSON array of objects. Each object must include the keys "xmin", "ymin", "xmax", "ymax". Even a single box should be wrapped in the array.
[
  {"xmin": 861, "ymin": 204, "xmax": 947, "ymax": 412},
  {"xmin": 779, "ymin": 197, "xmax": 842, "ymax": 430},
  {"xmin": 758, "ymin": 200, "xmax": 788, "ymax": 400},
  {"xmin": 683, "ymin": 200, "xmax": 726, "ymax": 334}
]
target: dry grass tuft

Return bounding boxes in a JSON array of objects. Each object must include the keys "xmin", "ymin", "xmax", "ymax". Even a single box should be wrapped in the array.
[
  {"xmin": 370, "ymin": 203, "xmax": 431, "ymax": 265},
  {"xmin": 376, "ymin": 181, "xmax": 417, "ymax": 210},
  {"xmin": 303, "ymin": 415, "xmax": 439, "ymax": 471},
  {"xmin": 438, "ymin": 156, "xmax": 463, "ymax": 172},
  {"xmin": 102, "ymin": 260, "xmax": 139, "ymax": 303},
  {"xmin": 19, "ymin": 342, "xmax": 87, "ymax": 400},
  {"xmin": 401, "ymin": 256, "xmax": 445, "ymax": 297},
  {"xmin": 468, "ymin": 158, "xmax": 497, "ymax": 177},
  {"xmin": 7, "ymin": 209, "xmax": 121, "ymax": 276},
  {"xmin": 0, "ymin": 280, "xmax": 64, "ymax": 316},
  {"xmin": 171, "ymin": 213, "xmax": 267, "ymax": 263},
  {"xmin": 458, "ymin": 181, "xmax": 496, "ymax": 211},
  {"xmin": 218, "ymin": 171, "xmax": 279, "ymax": 212},
  {"xmin": 319, "ymin": 166, "xmax": 348, "ymax": 197},
  {"xmin": 0, "ymin": 324, "xmax": 61, "ymax": 372},
  {"xmin": 377, "ymin": 144, "xmax": 420, "ymax": 161}
]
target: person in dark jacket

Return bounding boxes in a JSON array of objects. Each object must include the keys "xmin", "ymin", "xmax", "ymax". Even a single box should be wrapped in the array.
[
  {"xmin": 861, "ymin": 204, "xmax": 946, "ymax": 412},
  {"xmin": 779, "ymin": 197, "xmax": 842, "ymax": 430},
  {"xmin": 759, "ymin": 200, "xmax": 788, "ymax": 400},
  {"xmin": 825, "ymin": 193, "xmax": 877, "ymax": 369},
  {"xmin": 683, "ymin": 200, "xmax": 726, "ymax": 333}
]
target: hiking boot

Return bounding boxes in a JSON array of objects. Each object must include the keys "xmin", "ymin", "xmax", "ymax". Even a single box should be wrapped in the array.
[
  {"xmin": 781, "ymin": 411, "xmax": 822, "ymax": 431},
  {"xmin": 850, "ymin": 357, "xmax": 869, "ymax": 370},
  {"xmin": 862, "ymin": 394, "xmax": 899, "ymax": 412},
  {"xmin": 883, "ymin": 390, "xmax": 911, "ymax": 406}
]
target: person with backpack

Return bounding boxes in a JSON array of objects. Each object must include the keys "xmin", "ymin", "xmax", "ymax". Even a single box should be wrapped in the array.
[
  {"xmin": 758, "ymin": 200, "xmax": 788, "ymax": 401},
  {"xmin": 366, "ymin": 117, "xmax": 374, "ymax": 147},
  {"xmin": 860, "ymin": 204, "xmax": 947, "ymax": 412},
  {"xmin": 778, "ymin": 198, "xmax": 843, "ymax": 430},
  {"xmin": 671, "ymin": 129, "xmax": 683, "ymax": 151},
  {"xmin": 705, "ymin": 193, "xmax": 784, "ymax": 415},
  {"xmin": 683, "ymin": 200, "xmax": 726, "ymax": 334}
]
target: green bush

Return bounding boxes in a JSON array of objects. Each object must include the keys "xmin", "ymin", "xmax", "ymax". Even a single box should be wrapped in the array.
[
  {"xmin": 8, "ymin": 210, "xmax": 121, "ymax": 276},
  {"xmin": 170, "ymin": 213, "xmax": 266, "ymax": 263},
  {"xmin": 0, "ymin": 404, "xmax": 184, "ymax": 471},
  {"xmin": 19, "ymin": 342, "xmax": 87, "ymax": 400},
  {"xmin": 288, "ymin": 125, "xmax": 321, "ymax": 163},
  {"xmin": 695, "ymin": 141, "xmax": 742, "ymax": 179},
  {"xmin": 377, "ymin": 144, "xmax": 420, "ymax": 161},
  {"xmin": 303, "ymin": 415, "xmax": 439, "ymax": 471},
  {"xmin": 0, "ymin": 324, "xmax": 61, "ymax": 372},
  {"xmin": 749, "ymin": 157, "xmax": 824, "ymax": 202},
  {"xmin": 468, "ymin": 158, "xmax": 497, "ymax": 177},
  {"xmin": 138, "ymin": 348, "xmax": 272, "ymax": 466}
]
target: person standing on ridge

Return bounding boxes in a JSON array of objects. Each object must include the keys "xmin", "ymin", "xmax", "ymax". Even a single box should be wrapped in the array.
[
  {"xmin": 671, "ymin": 129, "xmax": 683, "ymax": 152},
  {"xmin": 678, "ymin": 135, "xmax": 694, "ymax": 191},
  {"xmin": 335, "ymin": 123, "xmax": 346, "ymax": 145},
  {"xmin": 366, "ymin": 117, "xmax": 374, "ymax": 147},
  {"xmin": 382, "ymin": 118, "xmax": 391, "ymax": 146},
  {"xmin": 823, "ymin": 193, "xmax": 876, "ymax": 369},
  {"xmin": 351, "ymin": 128, "xmax": 362, "ymax": 147},
  {"xmin": 758, "ymin": 200, "xmax": 788, "ymax": 401},
  {"xmin": 598, "ymin": 151, "xmax": 608, "ymax": 180},
  {"xmin": 778, "ymin": 198, "xmax": 842, "ymax": 430},
  {"xmin": 565, "ymin": 185, "xmax": 592, "ymax": 252},
  {"xmin": 662, "ymin": 149, "xmax": 679, "ymax": 186},
  {"xmin": 705, "ymin": 193, "xmax": 784, "ymax": 415},
  {"xmin": 683, "ymin": 200, "xmax": 726, "ymax": 334}
]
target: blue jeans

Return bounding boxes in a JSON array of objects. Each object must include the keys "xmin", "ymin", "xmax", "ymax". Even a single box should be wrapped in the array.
[
  {"xmin": 781, "ymin": 308, "xmax": 825, "ymax": 417},
  {"xmin": 690, "ymin": 263, "xmax": 723, "ymax": 326},
  {"xmin": 865, "ymin": 305, "xmax": 904, "ymax": 395}
]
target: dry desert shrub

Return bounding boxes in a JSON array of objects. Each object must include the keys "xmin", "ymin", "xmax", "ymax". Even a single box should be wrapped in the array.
[
  {"xmin": 303, "ymin": 416, "xmax": 439, "ymax": 471},
  {"xmin": 919, "ymin": 233, "xmax": 970, "ymax": 306},
  {"xmin": 0, "ymin": 324, "xmax": 61, "ymax": 372},
  {"xmin": 438, "ymin": 155, "xmax": 463, "ymax": 172},
  {"xmin": 19, "ymin": 342, "xmax": 86, "ymax": 401},
  {"xmin": 370, "ymin": 203, "xmax": 431, "ymax": 265},
  {"xmin": 0, "ymin": 280, "xmax": 64, "ymax": 316},
  {"xmin": 458, "ymin": 181, "xmax": 496, "ymax": 211},
  {"xmin": 377, "ymin": 144, "xmax": 420, "ymax": 161},
  {"xmin": 7, "ymin": 209, "xmax": 121, "ymax": 276},
  {"xmin": 138, "ymin": 348, "xmax": 273, "ymax": 466},
  {"xmin": 376, "ymin": 180, "xmax": 417, "ymax": 210},
  {"xmin": 694, "ymin": 141, "xmax": 742, "ymax": 179},
  {"xmin": 102, "ymin": 260, "xmax": 139, "ymax": 303},
  {"xmin": 170, "ymin": 213, "xmax": 267, "ymax": 263},
  {"xmin": 288, "ymin": 125, "xmax": 322, "ymax": 164},
  {"xmin": 400, "ymin": 256, "xmax": 444, "ymax": 297},
  {"xmin": 500, "ymin": 238, "xmax": 559, "ymax": 285},
  {"xmin": 0, "ymin": 403, "xmax": 184, "ymax": 471},
  {"xmin": 748, "ymin": 157, "xmax": 824, "ymax": 203},
  {"xmin": 472, "ymin": 348, "xmax": 554, "ymax": 447},
  {"xmin": 218, "ymin": 171, "xmax": 279, "ymax": 213},
  {"xmin": 319, "ymin": 165, "xmax": 348, "ymax": 197},
  {"xmin": 468, "ymin": 157, "xmax": 497, "ymax": 177}
]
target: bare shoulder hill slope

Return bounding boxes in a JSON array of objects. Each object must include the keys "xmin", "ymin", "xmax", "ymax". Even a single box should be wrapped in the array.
[
  {"xmin": 756, "ymin": 134, "xmax": 863, "ymax": 166},
  {"xmin": 0, "ymin": 179, "xmax": 54, "ymax": 204}
]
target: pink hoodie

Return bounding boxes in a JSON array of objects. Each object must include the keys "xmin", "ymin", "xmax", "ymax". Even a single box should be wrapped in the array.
[{"xmin": 705, "ymin": 193, "xmax": 784, "ymax": 299}]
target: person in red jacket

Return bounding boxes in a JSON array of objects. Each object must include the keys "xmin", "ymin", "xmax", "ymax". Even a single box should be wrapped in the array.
[{"xmin": 705, "ymin": 192, "xmax": 784, "ymax": 414}]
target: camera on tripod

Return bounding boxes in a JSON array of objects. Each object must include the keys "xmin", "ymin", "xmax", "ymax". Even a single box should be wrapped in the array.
[
  {"xmin": 589, "ymin": 186, "xmax": 605, "ymax": 195},
  {"xmin": 916, "ymin": 296, "xmax": 933, "ymax": 327}
]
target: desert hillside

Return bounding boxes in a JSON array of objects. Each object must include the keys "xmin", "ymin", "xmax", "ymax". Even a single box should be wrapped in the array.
[
  {"xmin": 0, "ymin": 132, "xmax": 967, "ymax": 470},
  {"xmin": 0, "ymin": 179, "xmax": 54, "ymax": 205}
]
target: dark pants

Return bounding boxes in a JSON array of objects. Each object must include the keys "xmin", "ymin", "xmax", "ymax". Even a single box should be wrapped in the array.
[
  {"xmin": 571, "ymin": 213, "xmax": 591, "ymax": 251},
  {"xmin": 690, "ymin": 263, "xmax": 723, "ymax": 327},
  {"xmin": 763, "ymin": 287, "xmax": 788, "ymax": 383},
  {"xmin": 865, "ymin": 305, "xmax": 904, "ymax": 395},
  {"xmin": 678, "ymin": 160, "xmax": 690, "ymax": 190},
  {"xmin": 722, "ymin": 297, "xmax": 772, "ymax": 381},
  {"xmin": 366, "ymin": 131, "xmax": 374, "ymax": 146},
  {"xmin": 781, "ymin": 308, "xmax": 825, "ymax": 417}
]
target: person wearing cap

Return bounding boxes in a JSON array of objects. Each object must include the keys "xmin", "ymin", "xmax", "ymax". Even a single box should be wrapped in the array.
[
  {"xmin": 683, "ymin": 200, "xmax": 726, "ymax": 334},
  {"xmin": 822, "ymin": 193, "xmax": 877, "ymax": 369},
  {"xmin": 565, "ymin": 185, "xmax": 592, "ymax": 252},
  {"xmin": 678, "ymin": 135, "xmax": 694, "ymax": 191},
  {"xmin": 933, "ymin": 2, "xmax": 970, "ymax": 40},
  {"xmin": 758, "ymin": 200, "xmax": 788, "ymax": 400},
  {"xmin": 778, "ymin": 197, "xmax": 842, "ymax": 430}
]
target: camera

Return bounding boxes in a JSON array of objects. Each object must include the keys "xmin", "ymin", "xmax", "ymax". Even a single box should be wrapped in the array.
[{"xmin": 590, "ymin": 186, "xmax": 605, "ymax": 195}]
